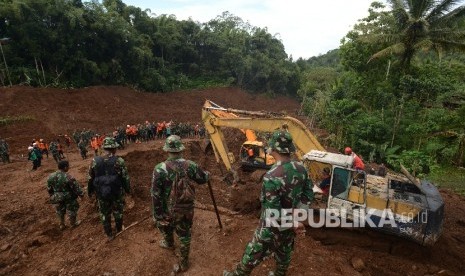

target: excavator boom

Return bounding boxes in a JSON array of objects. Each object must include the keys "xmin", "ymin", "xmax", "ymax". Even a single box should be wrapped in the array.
[{"xmin": 202, "ymin": 100, "xmax": 326, "ymax": 182}]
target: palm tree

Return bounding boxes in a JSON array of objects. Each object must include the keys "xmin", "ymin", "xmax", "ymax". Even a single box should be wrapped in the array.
[{"xmin": 368, "ymin": 0, "xmax": 465, "ymax": 68}]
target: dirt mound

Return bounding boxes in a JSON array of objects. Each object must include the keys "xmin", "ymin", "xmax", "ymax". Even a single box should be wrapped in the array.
[
  {"xmin": 0, "ymin": 86, "xmax": 301, "ymax": 154},
  {"xmin": 1, "ymin": 86, "xmax": 465, "ymax": 276}
]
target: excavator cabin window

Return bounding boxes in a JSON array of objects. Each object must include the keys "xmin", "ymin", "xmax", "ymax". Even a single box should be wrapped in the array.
[{"xmin": 330, "ymin": 167, "xmax": 351, "ymax": 199}]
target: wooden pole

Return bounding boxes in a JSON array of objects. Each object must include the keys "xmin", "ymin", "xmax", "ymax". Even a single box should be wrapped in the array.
[{"xmin": 207, "ymin": 179, "xmax": 222, "ymax": 229}]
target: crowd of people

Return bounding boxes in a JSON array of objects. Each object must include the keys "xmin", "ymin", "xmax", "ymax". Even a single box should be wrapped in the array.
[
  {"xmin": 20, "ymin": 120, "xmax": 206, "ymax": 170},
  {"xmin": 71, "ymin": 121, "xmax": 205, "ymax": 150},
  {"xmin": 26, "ymin": 138, "xmax": 67, "ymax": 170}
]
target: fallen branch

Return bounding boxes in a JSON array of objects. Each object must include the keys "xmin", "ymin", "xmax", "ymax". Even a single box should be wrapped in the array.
[
  {"xmin": 2, "ymin": 225, "xmax": 12, "ymax": 233},
  {"xmin": 115, "ymin": 215, "xmax": 150, "ymax": 238},
  {"xmin": 194, "ymin": 202, "xmax": 239, "ymax": 216},
  {"xmin": 400, "ymin": 164, "xmax": 424, "ymax": 194}
]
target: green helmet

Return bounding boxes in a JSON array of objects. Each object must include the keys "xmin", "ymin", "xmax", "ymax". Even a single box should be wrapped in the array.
[
  {"xmin": 267, "ymin": 130, "xmax": 295, "ymax": 154},
  {"xmin": 163, "ymin": 135, "xmax": 185, "ymax": 152},
  {"xmin": 102, "ymin": 137, "xmax": 119, "ymax": 149}
]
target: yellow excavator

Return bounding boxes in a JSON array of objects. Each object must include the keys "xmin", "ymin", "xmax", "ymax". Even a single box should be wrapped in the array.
[
  {"xmin": 202, "ymin": 100, "xmax": 444, "ymax": 246},
  {"xmin": 203, "ymin": 100, "xmax": 275, "ymax": 172},
  {"xmin": 202, "ymin": 99, "xmax": 326, "ymax": 182}
]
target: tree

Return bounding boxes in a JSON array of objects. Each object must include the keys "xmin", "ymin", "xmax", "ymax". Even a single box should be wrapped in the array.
[{"xmin": 367, "ymin": 0, "xmax": 465, "ymax": 69}]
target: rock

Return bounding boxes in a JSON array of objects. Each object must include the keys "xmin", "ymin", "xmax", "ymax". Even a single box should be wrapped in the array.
[
  {"xmin": 1, "ymin": 243, "xmax": 11, "ymax": 251},
  {"xmin": 28, "ymin": 235, "xmax": 50, "ymax": 247},
  {"xmin": 437, "ymin": 269, "xmax": 454, "ymax": 275},
  {"xmin": 351, "ymin": 257, "xmax": 365, "ymax": 272},
  {"xmin": 412, "ymin": 265, "xmax": 417, "ymax": 271}
]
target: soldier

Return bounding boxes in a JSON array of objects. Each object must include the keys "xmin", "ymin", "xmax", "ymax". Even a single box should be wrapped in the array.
[
  {"xmin": 88, "ymin": 137, "xmax": 130, "ymax": 240},
  {"xmin": 0, "ymin": 139, "xmax": 10, "ymax": 163},
  {"xmin": 78, "ymin": 139, "xmax": 88, "ymax": 160},
  {"xmin": 151, "ymin": 135, "xmax": 209, "ymax": 273},
  {"xmin": 224, "ymin": 130, "xmax": 313, "ymax": 276},
  {"xmin": 49, "ymin": 140, "xmax": 61, "ymax": 163},
  {"xmin": 46, "ymin": 160, "xmax": 84, "ymax": 230},
  {"xmin": 72, "ymin": 130, "xmax": 80, "ymax": 144}
]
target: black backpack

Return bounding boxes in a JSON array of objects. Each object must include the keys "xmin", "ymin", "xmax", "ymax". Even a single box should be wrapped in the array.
[
  {"xmin": 93, "ymin": 156, "xmax": 122, "ymax": 199},
  {"xmin": 166, "ymin": 161, "xmax": 195, "ymax": 212}
]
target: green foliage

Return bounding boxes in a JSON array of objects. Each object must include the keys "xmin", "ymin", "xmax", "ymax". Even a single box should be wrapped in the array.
[
  {"xmin": 361, "ymin": 0, "xmax": 465, "ymax": 69},
  {"xmin": 0, "ymin": 2, "xmax": 295, "ymax": 93},
  {"xmin": 301, "ymin": 0, "xmax": 465, "ymax": 174},
  {"xmin": 397, "ymin": 150, "xmax": 434, "ymax": 176},
  {"xmin": 428, "ymin": 166, "xmax": 465, "ymax": 195},
  {"xmin": 0, "ymin": 116, "xmax": 35, "ymax": 126}
]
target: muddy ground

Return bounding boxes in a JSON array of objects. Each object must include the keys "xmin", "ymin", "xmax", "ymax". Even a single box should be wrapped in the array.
[{"xmin": 1, "ymin": 86, "xmax": 465, "ymax": 276}]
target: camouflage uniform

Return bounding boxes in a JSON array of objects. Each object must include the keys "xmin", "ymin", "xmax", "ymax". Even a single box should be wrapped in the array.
[
  {"xmin": 151, "ymin": 135, "xmax": 208, "ymax": 271},
  {"xmin": 47, "ymin": 163, "xmax": 84, "ymax": 229},
  {"xmin": 78, "ymin": 140, "xmax": 88, "ymax": 159},
  {"xmin": 87, "ymin": 137, "xmax": 130, "ymax": 239},
  {"xmin": 49, "ymin": 141, "xmax": 61, "ymax": 163},
  {"xmin": 0, "ymin": 139, "xmax": 10, "ymax": 163},
  {"xmin": 72, "ymin": 130, "xmax": 80, "ymax": 144},
  {"xmin": 225, "ymin": 131, "xmax": 313, "ymax": 276}
]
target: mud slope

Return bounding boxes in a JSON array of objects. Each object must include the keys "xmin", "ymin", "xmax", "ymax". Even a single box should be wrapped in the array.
[
  {"xmin": 1, "ymin": 86, "xmax": 464, "ymax": 276},
  {"xmin": 0, "ymin": 86, "xmax": 301, "ymax": 153}
]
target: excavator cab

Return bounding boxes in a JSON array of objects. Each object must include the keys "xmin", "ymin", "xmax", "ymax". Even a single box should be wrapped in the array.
[
  {"xmin": 305, "ymin": 151, "xmax": 367, "ymax": 219},
  {"xmin": 239, "ymin": 141, "xmax": 275, "ymax": 171},
  {"xmin": 304, "ymin": 150, "xmax": 444, "ymax": 245}
]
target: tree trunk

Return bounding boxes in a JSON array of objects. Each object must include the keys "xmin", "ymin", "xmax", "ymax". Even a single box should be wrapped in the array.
[{"xmin": 390, "ymin": 97, "xmax": 404, "ymax": 147}]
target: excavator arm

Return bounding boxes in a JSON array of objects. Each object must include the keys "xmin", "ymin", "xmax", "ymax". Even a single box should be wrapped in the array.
[{"xmin": 202, "ymin": 100, "xmax": 326, "ymax": 183}]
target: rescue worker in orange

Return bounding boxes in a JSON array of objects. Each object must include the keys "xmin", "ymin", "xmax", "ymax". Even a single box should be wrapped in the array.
[
  {"xmin": 38, "ymin": 139, "xmax": 49, "ymax": 159},
  {"xmin": 344, "ymin": 147, "xmax": 365, "ymax": 171},
  {"xmin": 156, "ymin": 122, "xmax": 165, "ymax": 139}
]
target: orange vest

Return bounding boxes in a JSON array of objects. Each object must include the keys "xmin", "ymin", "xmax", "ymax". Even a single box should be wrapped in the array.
[
  {"xmin": 91, "ymin": 138, "xmax": 98, "ymax": 150},
  {"xmin": 38, "ymin": 142, "xmax": 46, "ymax": 150},
  {"xmin": 353, "ymin": 154, "xmax": 365, "ymax": 170}
]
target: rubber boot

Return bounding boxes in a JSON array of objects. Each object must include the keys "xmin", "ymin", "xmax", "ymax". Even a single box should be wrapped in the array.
[
  {"xmin": 70, "ymin": 216, "xmax": 81, "ymax": 228},
  {"xmin": 271, "ymin": 264, "xmax": 288, "ymax": 276},
  {"xmin": 59, "ymin": 215, "xmax": 66, "ymax": 230},
  {"xmin": 172, "ymin": 261, "xmax": 189, "ymax": 274},
  {"xmin": 103, "ymin": 223, "xmax": 113, "ymax": 241},
  {"xmin": 115, "ymin": 219, "xmax": 123, "ymax": 233},
  {"xmin": 159, "ymin": 239, "xmax": 174, "ymax": 249},
  {"xmin": 223, "ymin": 264, "xmax": 251, "ymax": 276},
  {"xmin": 176, "ymin": 241, "xmax": 189, "ymax": 272}
]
